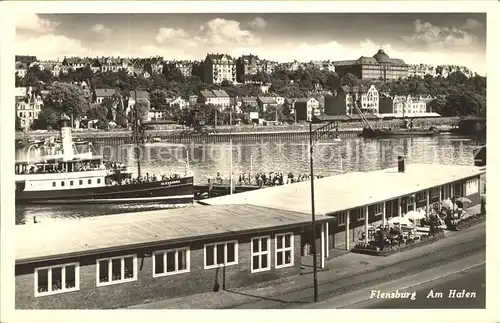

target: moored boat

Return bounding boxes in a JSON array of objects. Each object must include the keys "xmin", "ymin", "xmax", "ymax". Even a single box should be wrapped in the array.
[
  {"xmin": 359, "ymin": 127, "xmax": 439, "ymax": 139},
  {"xmin": 15, "ymin": 116, "xmax": 194, "ymax": 205}
]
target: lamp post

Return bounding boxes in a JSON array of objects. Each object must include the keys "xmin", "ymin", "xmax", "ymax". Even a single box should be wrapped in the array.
[
  {"xmin": 308, "ymin": 115, "xmax": 339, "ymax": 303},
  {"xmin": 308, "ymin": 122, "xmax": 318, "ymax": 303}
]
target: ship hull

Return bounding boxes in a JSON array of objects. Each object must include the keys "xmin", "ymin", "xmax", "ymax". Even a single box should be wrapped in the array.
[
  {"xmin": 359, "ymin": 129, "xmax": 439, "ymax": 139},
  {"xmin": 16, "ymin": 177, "xmax": 194, "ymax": 205}
]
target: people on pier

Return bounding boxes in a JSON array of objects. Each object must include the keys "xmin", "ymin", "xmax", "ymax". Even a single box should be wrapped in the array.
[{"xmin": 214, "ymin": 171, "xmax": 324, "ymax": 187}]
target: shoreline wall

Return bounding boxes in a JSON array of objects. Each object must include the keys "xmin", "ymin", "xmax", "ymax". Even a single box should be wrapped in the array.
[{"xmin": 15, "ymin": 117, "xmax": 459, "ymax": 145}]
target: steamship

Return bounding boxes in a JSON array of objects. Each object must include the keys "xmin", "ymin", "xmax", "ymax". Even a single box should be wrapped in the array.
[{"xmin": 15, "ymin": 117, "xmax": 194, "ymax": 205}]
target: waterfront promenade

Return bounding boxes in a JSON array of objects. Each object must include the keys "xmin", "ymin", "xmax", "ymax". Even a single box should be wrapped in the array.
[{"xmin": 128, "ymin": 220, "xmax": 485, "ymax": 309}]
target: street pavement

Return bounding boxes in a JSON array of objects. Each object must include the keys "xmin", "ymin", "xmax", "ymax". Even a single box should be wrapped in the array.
[{"xmin": 299, "ymin": 252, "xmax": 485, "ymax": 309}]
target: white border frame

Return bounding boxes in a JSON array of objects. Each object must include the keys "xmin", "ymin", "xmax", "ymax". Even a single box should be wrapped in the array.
[
  {"xmin": 152, "ymin": 247, "xmax": 190, "ymax": 278},
  {"xmin": 95, "ymin": 254, "xmax": 137, "ymax": 287},
  {"xmin": 275, "ymin": 232, "xmax": 294, "ymax": 269},
  {"xmin": 203, "ymin": 240, "xmax": 239, "ymax": 270},
  {"xmin": 250, "ymin": 235, "xmax": 271, "ymax": 273},
  {"xmin": 34, "ymin": 262, "xmax": 80, "ymax": 297}
]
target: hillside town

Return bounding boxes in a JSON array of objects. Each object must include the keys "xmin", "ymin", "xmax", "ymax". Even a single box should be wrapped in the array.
[{"xmin": 15, "ymin": 49, "xmax": 481, "ymax": 131}]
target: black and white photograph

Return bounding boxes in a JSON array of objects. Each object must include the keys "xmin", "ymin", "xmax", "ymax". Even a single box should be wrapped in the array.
[{"xmin": 0, "ymin": 0, "xmax": 496, "ymax": 320}]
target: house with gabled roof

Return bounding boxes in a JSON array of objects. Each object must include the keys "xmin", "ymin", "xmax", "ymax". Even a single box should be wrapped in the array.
[{"xmin": 203, "ymin": 53, "xmax": 237, "ymax": 84}]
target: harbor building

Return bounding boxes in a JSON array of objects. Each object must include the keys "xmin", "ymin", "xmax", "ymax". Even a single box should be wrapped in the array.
[
  {"xmin": 334, "ymin": 49, "xmax": 408, "ymax": 82},
  {"xmin": 15, "ymin": 205, "xmax": 330, "ymax": 309},
  {"xmin": 202, "ymin": 164, "xmax": 484, "ymax": 252}
]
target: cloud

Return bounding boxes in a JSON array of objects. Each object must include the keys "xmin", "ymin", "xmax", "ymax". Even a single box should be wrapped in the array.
[
  {"xmin": 403, "ymin": 19, "xmax": 477, "ymax": 49},
  {"xmin": 461, "ymin": 18, "xmax": 484, "ymax": 30},
  {"xmin": 91, "ymin": 24, "xmax": 112, "ymax": 36},
  {"xmin": 153, "ymin": 17, "xmax": 260, "ymax": 52},
  {"xmin": 249, "ymin": 17, "xmax": 267, "ymax": 30},
  {"xmin": 155, "ymin": 27, "xmax": 191, "ymax": 44},
  {"xmin": 15, "ymin": 13, "xmax": 60, "ymax": 34},
  {"xmin": 16, "ymin": 34, "xmax": 90, "ymax": 60}
]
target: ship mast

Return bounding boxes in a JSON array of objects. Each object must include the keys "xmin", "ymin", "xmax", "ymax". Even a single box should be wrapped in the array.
[
  {"xmin": 133, "ymin": 89, "xmax": 142, "ymax": 178},
  {"xmin": 351, "ymin": 88, "xmax": 374, "ymax": 131}
]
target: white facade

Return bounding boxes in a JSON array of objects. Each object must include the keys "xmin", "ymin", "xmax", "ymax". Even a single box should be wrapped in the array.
[
  {"xmin": 346, "ymin": 84, "xmax": 379, "ymax": 114},
  {"xmin": 205, "ymin": 96, "xmax": 230, "ymax": 108},
  {"xmin": 407, "ymin": 64, "xmax": 437, "ymax": 78},
  {"xmin": 169, "ymin": 97, "xmax": 188, "ymax": 109},
  {"xmin": 393, "ymin": 95, "xmax": 430, "ymax": 116}
]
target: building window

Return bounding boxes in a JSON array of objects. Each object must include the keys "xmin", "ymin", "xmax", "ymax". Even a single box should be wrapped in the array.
[
  {"xmin": 61, "ymin": 181, "xmax": 65, "ymax": 187},
  {"xmin": 251, "ymin": 236, "xmax": 270, "ymax": 273},
  {"xmin": 204, "ymin": 241, "xmax": 238, "ymax": 269},
  {"xmin": 453, "ymin": 182, "xmax": 462, "ymax": 197},
  {"xmin": 369, "ymin": 203, "xmax": 383, "ymax": 215},
  {"xmin": 355, "ymin": 207, "xmax": 365, "ymax": 221},
  {"xmin": 441, "ymin": 184, "xmax": 452, "ymax": 199},
  {"xmin": 96, "ymin": 254, "xmax": 137, "ymax": 286},
  {"xmin": 70, "ymin": 181, "xmax": 74, "ymax": 186},
  {"xmin": 34, "ymin": 263, "xmax": 79, "ymax": 297},
  {"xmin": 153, "ymin": 247, "xmax": 190, "ymax": 277},
  {"xmin": 337, "ymin": 211, "xmax": 347, "ymax": 226},
  {"xmin": 79, "ymin": 180, "xmax": 83, "ymax": 185},
  {"xmin": 88, "ymin": 179, "xmax": 92, "ymax": 184},
  {"xmin": 97, "ymin": 178, "xmax": 101, "ymax": 184},
  {"xmin": 416, "ymin": 191, "xmax": 426, "ymax": 202},
  {"xmin": 52, "ymin": 182, "xmax": 56, "ymax": 187},
  {"xmin": 275, "ymin": 233, "xmax": 294, "ymax": 269}
]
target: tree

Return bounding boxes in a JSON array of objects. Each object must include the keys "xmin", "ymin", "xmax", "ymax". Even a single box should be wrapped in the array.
[
  {"xmin": 341, "ymin": 73, "xmax": 360, "ymax": 87},
  {"xmin": 442, "ymin": 91, "xmax": 486, "ymax": 117},
  {"xmin": 15, "ymin": 116, "xmax": 23, "ymax": 131},
  {"xmin": 149, "ymin": 89, "xmax": 168, "ymax": 111},
  {"xmin": 86, "ymin": 103, "xmax": 109, "ymax": 129},
  {"xmin": 31, "ymin": 106, "xmax": 59, "ymax": 130},
  {"xmin": 44, "ymin": 82, "xmax": 89, "ymax": 119},
  {"xmin": 134, "ymin": 98, "xmax": 151, "ymax": 122},
  {"xmin": 428, "ymin": 98, "xmax": 446, "ymax": 114},
  {"xmin": 325, "ymin": 73, "xmax": 341, "ymax": 91},
  {"xmin": 163, "ymin": 66, "xmax": 185, "ymax": 83}
]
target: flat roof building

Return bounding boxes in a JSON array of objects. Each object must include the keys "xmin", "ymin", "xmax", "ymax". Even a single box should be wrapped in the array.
[
  {"xmin": 16, "ymin": 204, "xmax": 331, "ymax": 309},
  {"xmin": 202, "ymin": 163, "xmax": 485, "ymax": 250}
]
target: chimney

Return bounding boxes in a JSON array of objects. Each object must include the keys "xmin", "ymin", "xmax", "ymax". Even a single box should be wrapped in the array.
[{"xmin": 398, "ymin": 156, "xmax": 406, "ymax": 173}]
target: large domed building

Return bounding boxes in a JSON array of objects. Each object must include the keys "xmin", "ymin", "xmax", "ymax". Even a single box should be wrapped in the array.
[{"xmin": 333, "ymin": 49, "xmax": 409, "ymax": 81}]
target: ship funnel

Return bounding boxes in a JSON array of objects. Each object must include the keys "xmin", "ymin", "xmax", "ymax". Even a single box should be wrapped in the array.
[{"xmin": 59, "ymin": 114, "xmax": 74, "ymax": 161}]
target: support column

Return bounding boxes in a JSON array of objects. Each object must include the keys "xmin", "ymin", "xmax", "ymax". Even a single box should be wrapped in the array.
[
  {"xmin": 320, "ymin": 223, "xmax": 325, "ymax": 269},
  {"xmin": 325, "ymin": 222, "xmax": 329, "ymax": 258},
  {"xmin": 451, "ymin": 183, "xmax": 454, "ymax": 198},
  {"xmin": 398, "ymin": 197, "xmax": 402, "ymax": 217},
  {"xmin": 382, "ymin": 201, "xmax": 386, "ymax": 227},
  {"xmin": 345, "ymin": 210, "xmax": 350, "ymax": 251},
  {"xmin": 426, "ymin": 189, "xmax": 430, "ymax": 213},
  {"xmin": 364, "ymin": 206, "xmax": 369, "ymax": 244},
  {"xmin": 413, "ymin": 195, "xmax": 417, "ymax": 211},
  {"xmin": 439, "ymin": 187, "xmax": 442, "ymax": 210}
]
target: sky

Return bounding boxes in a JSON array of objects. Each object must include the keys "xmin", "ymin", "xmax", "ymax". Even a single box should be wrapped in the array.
[{"xmin": 15, "ymin": 13, "xmax": 487, "ymax": 75}]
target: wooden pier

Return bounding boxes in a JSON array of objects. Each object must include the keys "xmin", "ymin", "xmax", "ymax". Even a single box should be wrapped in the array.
[{"xmin": 194, "ymin": 183, "xmax": 262, "ymax": 199}]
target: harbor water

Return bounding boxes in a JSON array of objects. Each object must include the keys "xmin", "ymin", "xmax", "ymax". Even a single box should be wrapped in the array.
[{"xmin": 15, "ymin": 135, "xmax": 485, "ymax": 225}]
